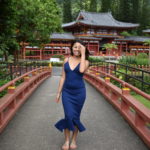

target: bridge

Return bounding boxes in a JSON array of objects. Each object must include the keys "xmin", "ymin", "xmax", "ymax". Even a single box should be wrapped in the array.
[{"xmin": 0, "ymin": 66, "xmax": 149, "ymax": 150}]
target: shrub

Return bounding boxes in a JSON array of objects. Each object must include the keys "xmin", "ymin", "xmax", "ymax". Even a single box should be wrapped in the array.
[{"xmin": 137, "ymin": 53, "xmax": 148, "ymax": 59}]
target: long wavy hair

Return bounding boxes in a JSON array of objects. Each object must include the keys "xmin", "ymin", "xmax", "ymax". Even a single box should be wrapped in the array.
[{"xmin": 70, "ymin": 39, "xmax": 91, "ymax": 60}]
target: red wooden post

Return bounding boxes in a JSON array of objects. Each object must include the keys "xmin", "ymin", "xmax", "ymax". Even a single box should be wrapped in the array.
[
  {"xmin": 0, "ymin": 113, "xmax": 3, "ymax": 126},
  {"xmin": 105, "ymin": 77, "xmax": 110, "ymax": 83},
  {"xmin": 122, "ymin": 87, "xmax": 130, "ymax": 95},
  {"xmin": 24, "ymin": 75, "xmax": 30, "ymax": 82},
  {"xmin": 8, "ymin": 84, "xmax": 16, "ymax": 94}
]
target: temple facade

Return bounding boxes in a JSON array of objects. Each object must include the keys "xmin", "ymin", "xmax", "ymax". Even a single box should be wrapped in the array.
[{"xmin": 21, "ymin": 11, "xmax": 150, "ymax": 60}]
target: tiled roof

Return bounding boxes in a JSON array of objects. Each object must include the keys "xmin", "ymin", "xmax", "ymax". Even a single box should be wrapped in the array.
[
  {"xmin": 115, "ymin": 36, "xmax": 150, "ymax": 42},
  {"xmin": 77, "ymin": 36, "xmax": 102, "ymax": 40},
  {"xmin": 94, "ymin": 35, "xmax": 120, "ymax": 38},
  {"xmin": 50, "ymin": 33, "xmax": 75, "ymax": 40},
  {"xmin": 50, "ymin": 33, "xmax": 102, "ymax": 41},
  {"xmin": 62, "ymin": 11, "xmax": 139, "ymax": 29},
  {"xmin": 143, "ymin": 29, "xmax": 150, "ymax": 33}
]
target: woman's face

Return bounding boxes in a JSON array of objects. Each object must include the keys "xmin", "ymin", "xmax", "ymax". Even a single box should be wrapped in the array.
[{"xmin": 72, "ymin": 42, "xmax": 82, "ymax": 57}]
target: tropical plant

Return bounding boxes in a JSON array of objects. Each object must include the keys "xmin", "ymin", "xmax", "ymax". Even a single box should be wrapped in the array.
[
  {"xmin": 102, "ymin": 43, "xmax": 118, "ymax": 61},
  {"xmin": 120, "ymin": 31, "xmax": 131, "ymax": 37},
  {"xmin": 102, "ymin": 43, "xmax": 118, "ymax": 74}
]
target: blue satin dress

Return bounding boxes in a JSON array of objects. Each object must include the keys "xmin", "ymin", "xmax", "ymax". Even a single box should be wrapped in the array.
[{"xmin": 54, "ymin": 57, "xmax": 86, "ymax": 132}]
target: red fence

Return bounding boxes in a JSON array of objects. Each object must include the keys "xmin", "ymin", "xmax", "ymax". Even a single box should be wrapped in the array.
[
  {"xmin": 84, "ymin": 68, "xmax": 150, "ymax": 148},
  {"xmin": 0, "ymin": 66, "xmax": 52, "ymax": 133}
]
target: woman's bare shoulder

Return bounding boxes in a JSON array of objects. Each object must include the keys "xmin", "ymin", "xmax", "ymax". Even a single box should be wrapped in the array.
[{"xmin": 64, "ymin": 57, "xmax": 69, "ymax": 63}]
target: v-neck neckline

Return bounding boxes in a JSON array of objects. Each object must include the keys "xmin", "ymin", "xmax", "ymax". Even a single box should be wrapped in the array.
[{"xmin": 68, "ymin": 58, "xmax": 80, "ymax": 71}]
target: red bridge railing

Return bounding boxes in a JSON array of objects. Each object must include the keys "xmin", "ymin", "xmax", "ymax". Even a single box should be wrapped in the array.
[
  {"xmin": 0, "ymin": 66, "xmax": 52, "ymax": 133},
  {"xmin": 84, "ymin": 67, "xmax": 150, "ymax": 148}
]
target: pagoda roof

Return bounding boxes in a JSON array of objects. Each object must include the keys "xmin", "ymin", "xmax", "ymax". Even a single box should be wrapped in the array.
[
  {"xmin": 50, "ymin": 33, "xmax": 75, "ymax": 40},
  {"xmin": 94, "ymin": 35, "xmax": 120, "ymax": 38},
  {"xmin": 115, "ymin": 36, "xmax": 150, "ymax": 42},
  {"xmin": 50, "ymin": 33, "xmax": 102, "ymax": 41},
  {"xmin": 62, "ymin": 11, "xmax": 139, "ymax": 29},
  {"xmin": 143, "ymin": 29, "xmax": 150, "ymax": 33},
  {"xmin": 77, "ymin": 36, "xmax": 101, "ymax": 40}
]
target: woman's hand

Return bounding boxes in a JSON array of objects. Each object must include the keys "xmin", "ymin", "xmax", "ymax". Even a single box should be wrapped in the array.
[
  {"xmin": 55, "ymin": 92, "xmax": 61, "ymax": 103},
  {"xmin": 79, "ymin": 44, "xmax": 86, "ymax": 56}
]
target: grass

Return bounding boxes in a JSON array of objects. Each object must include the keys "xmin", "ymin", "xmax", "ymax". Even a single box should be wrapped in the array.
[{"xmin": 131, "ymin": 92, "xmax": 150, "ymax": 109}]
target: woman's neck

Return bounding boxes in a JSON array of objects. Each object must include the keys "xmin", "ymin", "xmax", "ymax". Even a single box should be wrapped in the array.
[{"xmin": 72, "ymin": 55, "xmax": 81, "ymax": 59}]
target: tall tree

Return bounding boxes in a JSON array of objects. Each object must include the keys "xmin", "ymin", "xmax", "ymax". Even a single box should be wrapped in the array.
[
  {"xmin": 101, "ymin": 0, "xmax": 112, "ymax": 12},
  {"xmin": 63, "ymin": 0, "xmax": 72, "ymax": 23},
  {"xmin": 111, "ymin": 0, "xmax": 120, "ymax": 18},
  {"xmin": 131, "ymin": 0, "xmax": 140, "ymax": 23},
  {"xmin": 16, "ymin": 0, "xmax": 61, "ymax": 44},
  {"xmin": 140, "ymin": 0, "xmax": 150, "ymax": 31},
  {"xmin": 89, "ymin": 0, "xmax": 97, "ymax": 12},
  {"xmin": 118, "ymin": 0, "xmax": 132, "ymax": 22},
  {"xmin": 0, "ymin": 0, "xmax": 19, "ymax": 61},
  {"xmin": 0, "ymin": 0, "xmax": 61, "ymax": 61}
]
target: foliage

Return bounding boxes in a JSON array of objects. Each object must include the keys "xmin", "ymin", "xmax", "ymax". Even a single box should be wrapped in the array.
[
  {"xmin": 101, "ymin": 0, "xmax": 112, "ymax": 12},
  {"xmin": 0, "ymin": 79, "xmax": 10, "ymax": 98},
  {"xmin": 102, "ymin": 43, "xmax": 118, "ymax": 51},
  {"xmin": 51, "ymin": 62, "xmax": 63, "ymax": 66},
  {"xmin": 0, "ymin": 0, "xmax": 62, "ymax": 62},
  {"xmin": 131, "ymin": 92, "xmax": 150, "ymax": 109},
  {"xmin": 119, "ymin": 56, "xmax": 149, "ymax": 66},
  {"xmin": 63, "ymin": 0, "xmax": 72, "ymax": 23},
  {"xmin": 89, "ymin": 0, "xmax": 97, "ymax": 12},
  {"xmin": 137, "ymin": 53, "xmax": 148, "ymax": 59},
  {"xmin": 16, "ymin": 0, "xmax": 62, "ymax": 45},
  {"xmin": 120, "ymin": 31, "xmax": 132, "ymax": 37},
  {"xmin": 88, "ymin": 56, "xmax": 105, "ymax": 62},
  {"xmin": 0, "ymin": 0, "xmax": 19, "ymax": 61},
  {"xmin": 143, "ymin": 39, "xmax": 150, "ymax": 65}
]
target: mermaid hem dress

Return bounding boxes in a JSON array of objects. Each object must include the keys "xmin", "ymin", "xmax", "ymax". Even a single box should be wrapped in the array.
[{"xmin": 54, "ymin": 57, "xmax": 86, "ymax": 132}]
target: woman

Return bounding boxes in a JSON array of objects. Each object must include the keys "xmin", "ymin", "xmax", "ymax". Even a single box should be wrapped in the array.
[{"xmin": 54, "ymin": 39, "xmax": 90, "ymax": 150}]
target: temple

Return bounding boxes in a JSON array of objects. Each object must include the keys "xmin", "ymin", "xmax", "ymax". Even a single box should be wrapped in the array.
[{"xmin": 21, "ymin": 11, "xmax": 150, "ymax": 60}]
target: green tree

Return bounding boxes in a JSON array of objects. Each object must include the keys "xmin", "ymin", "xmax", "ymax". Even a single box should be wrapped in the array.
[
  {"xmin": 0, "ymin": 0, "xmax": 61, "ymax": 62},
  {"xmin": 101, "ymin": 0, "xmax": 112, "ymax": 12},
  {"xmin": 63, "ymin": 0, "xmax": 72, "ymax": 23},
  {"xmin": 139, "ymin": 0, "xmax": 150, "ymax": 33},
  {"xmin": 131, "ymin": 0, "xmax": 140, "ymax": 23},
  {"xmin": 15, "ymin": 0, "xmax": 61, "ymax": 60},
  {"xmin": 111, "ymin": 0, "xmax": 120, "ymax": 18},
  {"xmin": 118, "ymin": 0, "xmax": 132, "ymax": 21},
  {"xmin": 89, "ymin": 0, "xmax": 97, "ymax": 12},
  {"xmin": 0, "ymin": 0, "xmax": 19, "ymax": 61}
]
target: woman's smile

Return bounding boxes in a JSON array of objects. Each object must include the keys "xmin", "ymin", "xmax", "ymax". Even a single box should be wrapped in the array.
[{"xmin": 73, "ymin": 50, "xmax": 80, "ymax": 56}]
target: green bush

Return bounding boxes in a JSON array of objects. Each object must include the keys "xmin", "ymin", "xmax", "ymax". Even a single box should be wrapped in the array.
[
  {"xmin": 119, "ymin": 56, "xmax": 149, "ymax": 66},
  {"xmin": 88, "ymin": 56, "xmax": 104, "ymax": 62},
  {"xmin": 0, "ymin": 79, "xmax": 10, "ymax": 98},
  {"xmin": 136, "ymin": 59, "xmax": 148, "ymax": 66},
  {"xmin": 51, "ymin": 62, "xmax": 63, "ymax": 66},
  {"xmin": 137, "ymin": 53, "xmax": 148, "ymax": 59}
]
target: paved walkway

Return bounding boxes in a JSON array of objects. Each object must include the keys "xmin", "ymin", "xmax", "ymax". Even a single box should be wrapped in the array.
[{"xmin": 0, "ymin": 67, "xmax": 149, "ymax": 150}]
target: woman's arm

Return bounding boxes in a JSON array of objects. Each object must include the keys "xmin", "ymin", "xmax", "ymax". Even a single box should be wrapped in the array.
[
  {"xmin": 79, "ymin": 45, "xmax": 90, "ymax": 73},
  {"xmin": 55, "ymin": 58, "xmax": 68, "ymax": 103}
]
